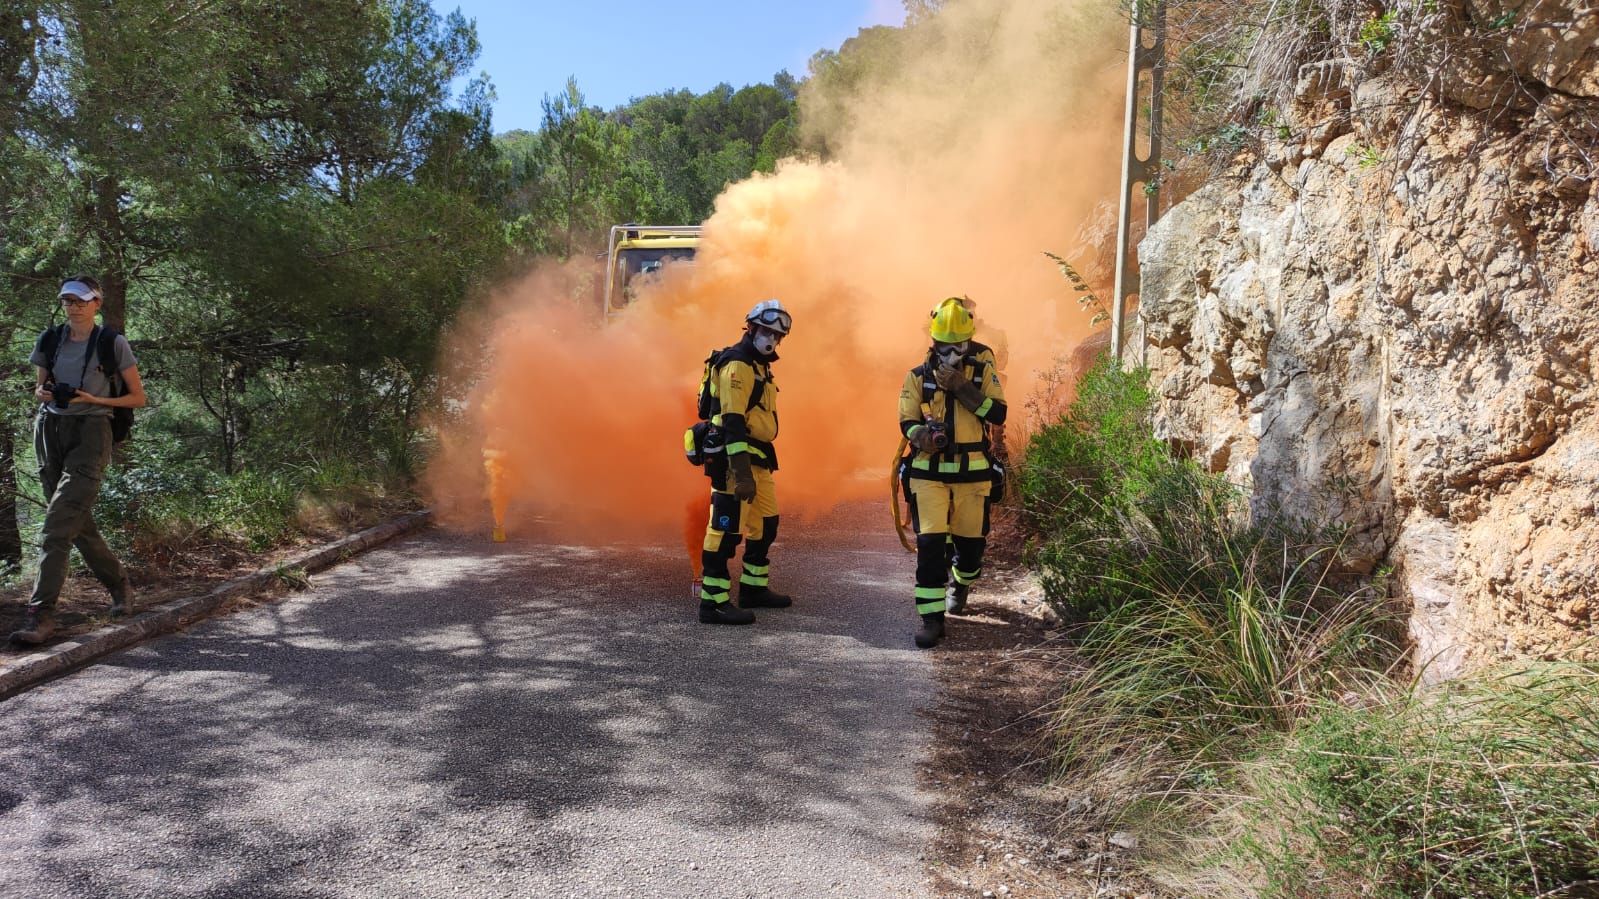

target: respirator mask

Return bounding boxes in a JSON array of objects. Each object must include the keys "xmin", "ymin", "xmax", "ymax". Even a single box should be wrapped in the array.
[
  {"xmin": 752, "ymin": 327, "xmax": 781, "ymax": 357},
  {"xmin": 935, "ymin": 341, "xmax": 970, "ymax": 369}
]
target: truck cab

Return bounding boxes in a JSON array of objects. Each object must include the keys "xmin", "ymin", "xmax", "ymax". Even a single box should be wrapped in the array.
[{"xmin": 600, "ymin": 224, "xmax": 701, "ymax": 321}]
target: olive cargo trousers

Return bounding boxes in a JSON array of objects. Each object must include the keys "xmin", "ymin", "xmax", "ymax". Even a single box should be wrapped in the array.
[{"xmin": 28, "ymin": 413, "xmax": 127, "ymax": 613}]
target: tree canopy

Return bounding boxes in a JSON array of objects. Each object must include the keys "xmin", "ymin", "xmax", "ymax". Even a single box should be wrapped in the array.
[{"xmin": 496, "ymin": 75, "xmax": 801, "ymax": 259}]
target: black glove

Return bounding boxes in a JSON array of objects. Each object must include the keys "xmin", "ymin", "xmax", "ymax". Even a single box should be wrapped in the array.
[
  {"xmin": 933, "ymin": 364, "xmax": 965, "ymax": 391},
  {"xmin": 950, "ymin": 379, "xmax": 985, "ymax": 414},
  {"xmin": 936, "ymin": 364, "xmax": 986, "ymax": 413},
  {"xmin": 910, "ymin": 425, "xmax": 942, "ymax": 454},
  {"xmin": 729, "ymin": 452, "xmax": 757, "ymax": 502}
]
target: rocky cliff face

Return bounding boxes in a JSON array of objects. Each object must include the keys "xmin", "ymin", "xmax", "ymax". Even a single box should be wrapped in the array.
[{"xmin": 1136, "ymin": 36, "xmax": 1599, "ymax": 676}]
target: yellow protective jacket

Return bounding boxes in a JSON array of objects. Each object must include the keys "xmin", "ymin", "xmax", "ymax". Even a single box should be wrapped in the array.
[
  {"xmin": 898, "ymin": 343, "xmax": 1006, "ymax": 483},
  {"xmin": 712, "ymin": 340, "xmax": 780, "ymax": 470}
]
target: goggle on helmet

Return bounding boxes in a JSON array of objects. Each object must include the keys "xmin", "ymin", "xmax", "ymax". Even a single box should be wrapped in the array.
[{"xmin": 745, "ymin": 299, "xmax": 793, "ymax": 336}]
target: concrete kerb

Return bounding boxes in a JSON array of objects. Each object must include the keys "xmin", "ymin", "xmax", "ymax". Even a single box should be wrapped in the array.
[{"xmin": 0, "ymin": 510, "xmax": 433, "ymax": 702}]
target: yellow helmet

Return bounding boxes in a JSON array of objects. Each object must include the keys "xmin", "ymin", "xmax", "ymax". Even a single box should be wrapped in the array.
[{"xmin": 928, "ymin": 296, "xmax": 975, "ymax": 343}]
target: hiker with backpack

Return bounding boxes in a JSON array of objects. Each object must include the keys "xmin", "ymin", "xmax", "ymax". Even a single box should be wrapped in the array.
[
  {"xmin": 10, "ymin": 275, "xmax": 146, "ymax": 646},
  {"xmin": 687, "ymin": 299, "xmax": 795, "ymax": 625}
]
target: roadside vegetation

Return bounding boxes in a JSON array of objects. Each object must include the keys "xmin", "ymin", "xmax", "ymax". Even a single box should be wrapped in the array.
[{"xmin": 1017, "ymin": 359, "xmax": 1599, "ymax": 896}]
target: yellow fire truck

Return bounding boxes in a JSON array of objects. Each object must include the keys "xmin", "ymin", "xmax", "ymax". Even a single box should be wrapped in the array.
[{"xmin": 599, "ymin": 224, "xmax": 701, "ymax": 321}]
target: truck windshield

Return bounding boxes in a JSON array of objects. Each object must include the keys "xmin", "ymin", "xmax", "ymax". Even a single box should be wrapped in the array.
[{"xmin": 620, "ymin": 247, "xmax": 695, "ymax": 285}]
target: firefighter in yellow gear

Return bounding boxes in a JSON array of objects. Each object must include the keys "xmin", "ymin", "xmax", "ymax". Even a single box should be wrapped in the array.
[
  {"xmin": 699, "ymin": 300, "xmax": 794, "ymax": 625},
  {"xmin": 897, "ymin": 296, "xmax": 1007, "ymax": 648}
]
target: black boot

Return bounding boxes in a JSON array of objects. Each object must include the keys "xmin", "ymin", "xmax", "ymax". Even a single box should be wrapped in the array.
[
  {"xmin": 914, "ymin": 612, "xmax": 945, "ymax": 649},
  {"xmin": 946, "ymin": 583, "xmax": 970, "ymax": 616},
  {"xmin": 699, "ymin": 600, "xmax": 755, "ymax": 625},
  {"xmin": 739, "ymin": 586, "xmax": 792, "ymax": 609},
  {"xmin": 10, "ymin": 608, "xmax": 58, "ymax": 646},
  {"xmin": 109, "ymin": 584, "xmax": 135, "ymax": 619}
]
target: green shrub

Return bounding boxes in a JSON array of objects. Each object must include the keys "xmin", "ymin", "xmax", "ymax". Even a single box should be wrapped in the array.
[
  {"xmin": 1246, "ymin": 665, "xmax": 1599, "ymax": 898},
  {"xmin": 1021, "ymin": 355, "xmax": 1399, "ymax": 833},
  {"xmin": 100, "ymin": 453, "xmax": 397, "ymax": 556},
  {"xmin": 1359, "ymin": 10, "xmax": 1398, "ymax": 54},
  {"xmin": 1019, "ymin": 354, "xmax": 1169, "ymax": 620}
]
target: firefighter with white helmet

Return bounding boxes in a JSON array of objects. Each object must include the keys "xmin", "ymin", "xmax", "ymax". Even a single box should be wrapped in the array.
[
  {"xmin": 695, "ymin": 299, "xmax": 795, "ymax": 625},
  {"xmin": 897, "ymin": 296, "xmax": 1007, "ymax": 648}
]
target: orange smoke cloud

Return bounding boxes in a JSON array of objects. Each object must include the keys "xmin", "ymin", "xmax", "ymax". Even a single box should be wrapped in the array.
[{"xmin": 424, "ymin": 0, "xmax": 1127, "ymax": 543}]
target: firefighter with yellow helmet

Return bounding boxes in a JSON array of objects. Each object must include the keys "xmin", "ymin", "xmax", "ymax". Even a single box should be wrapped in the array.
[
  {"xmin": 697, "ymin": 299, "xmax": 795, "ymax": 625},
  {"xmin": 897, "ymin": 297, "xmax": 1007, "ymax": 648}
]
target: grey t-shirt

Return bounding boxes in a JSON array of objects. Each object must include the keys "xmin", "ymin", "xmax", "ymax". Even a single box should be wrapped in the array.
[{"xmin": 29, "ymin": 327, "xmax": 137, "ymax": 418}]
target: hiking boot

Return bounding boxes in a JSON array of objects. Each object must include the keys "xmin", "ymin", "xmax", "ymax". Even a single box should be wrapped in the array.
[
  {"xmin": 738, "ymin": 586, "xmax": 792, "ymax": 609},
  {"xmin": 914, "ymin": 612, "xmax": 945, "ymax": 649},
  {"xmin": 10, "ymin": 608, "xmax": 58, "ymax": 646},
  {"xmin": 699, "ymin": 600, "xmax": 755, "ymax": 625},
  {"xmin": 109, "ymin": 585, "xmax": 135, "ymax": 620},
  {"xmin": 946, "ymin": 583, "xmax": 970, "ymax": 616}
]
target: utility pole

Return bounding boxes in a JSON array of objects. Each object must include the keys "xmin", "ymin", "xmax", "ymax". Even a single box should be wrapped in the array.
[{"xmin": 1110, "ymin": 0, "xmax": 1166, "ymax": 363}]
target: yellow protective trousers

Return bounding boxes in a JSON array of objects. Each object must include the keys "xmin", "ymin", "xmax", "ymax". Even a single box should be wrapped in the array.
[
  {"xmin": 700, "ymin": 466, "xmax": 778, "ymax": 604},
  {"xmin": 907, "ymin": 477, "xmax": 992, "ymax": 616}
]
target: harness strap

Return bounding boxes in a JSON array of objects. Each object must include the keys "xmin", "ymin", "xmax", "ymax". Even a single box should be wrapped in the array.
[{"xmin": 42, "ymin": 324, "xmax": 111, "ymax": 389}]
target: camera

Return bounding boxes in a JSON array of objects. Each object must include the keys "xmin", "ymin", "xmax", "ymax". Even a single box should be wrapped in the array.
[
  {"xmin": 925, "ymin": 420, "xmax": 949, "ymax": 450},
  {"xmin": 49, "ymin": 382, "xmax": 78, "ymax": 410}
]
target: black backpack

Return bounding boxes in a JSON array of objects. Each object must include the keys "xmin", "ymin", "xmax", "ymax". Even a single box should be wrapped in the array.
[
  {"xmin": 38, "ymin": 324, "xmax": 134, "ymax": 443},
  {"xmin": 683, "ymin": 344, "xmax": 767, "ymax": 466}
]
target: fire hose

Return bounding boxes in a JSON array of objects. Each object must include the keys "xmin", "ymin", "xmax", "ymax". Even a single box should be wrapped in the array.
[{"xmin": 889, "ymin": 437, "xmax": 916, "ymax": 553}]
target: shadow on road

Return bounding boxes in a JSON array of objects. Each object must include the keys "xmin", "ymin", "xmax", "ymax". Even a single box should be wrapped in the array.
[{"xmin": 0, "ymin": 519, "xmax": 934, "ymax": 896}]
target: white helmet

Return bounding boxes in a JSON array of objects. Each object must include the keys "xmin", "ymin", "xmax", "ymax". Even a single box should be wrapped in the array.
[{"xmin": 745, "ymin": 299, "xmax": 792, "ymax": 336}]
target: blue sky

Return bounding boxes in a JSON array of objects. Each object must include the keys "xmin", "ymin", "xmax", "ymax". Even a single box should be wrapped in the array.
[{"xmin": 439, "ymin": 1, "xmax": 906, "ymax": 133}]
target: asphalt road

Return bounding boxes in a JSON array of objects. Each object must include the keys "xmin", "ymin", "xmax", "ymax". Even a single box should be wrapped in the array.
[{"xmin": 0, "ymin": 504, "xmax": 935, "ymax": 898}]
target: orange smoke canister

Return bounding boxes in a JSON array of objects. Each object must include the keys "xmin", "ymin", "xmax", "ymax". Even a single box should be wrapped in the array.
[{"xmin": 683, "ymin": 494, "xmax": 704, "ymax": 600}]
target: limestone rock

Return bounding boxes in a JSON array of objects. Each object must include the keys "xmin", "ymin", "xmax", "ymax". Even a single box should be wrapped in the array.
[{"xmin": 1138, "ymin": 79, "xmax": 1599, "ymax": 671}]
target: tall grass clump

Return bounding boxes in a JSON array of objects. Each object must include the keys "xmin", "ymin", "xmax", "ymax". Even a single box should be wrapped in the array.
[
  {"xmin": 1242, "ymin": 664, "xmax": 1599, "ymax": 898},
  {"xmin": 1019, "ymin": 356, "xmax": 1399, "ymax": 822}
]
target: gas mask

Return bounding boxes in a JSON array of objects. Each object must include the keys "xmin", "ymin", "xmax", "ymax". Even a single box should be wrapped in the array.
[
  {"xmin": 752, "ymin": 328, "xmax": 781, "ymax": 358},
  {"xmin": 935, "ymin": 341, "xmax": 970, "ymax": 369}
]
